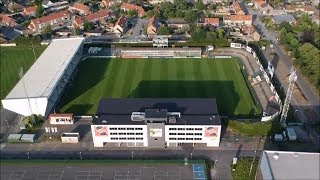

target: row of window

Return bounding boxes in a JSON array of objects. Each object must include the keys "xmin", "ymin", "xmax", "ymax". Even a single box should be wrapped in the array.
[
  {"xmin": 110, "ymin": 132, "xmax": 143, "ymax": 135},
  {"xmin": 169, "ymin": 133, "xmax": 202, "ymax": 136},
  {"xmin": 109, "ymin": 127, "xmax": 143, "ymax": 130},
  {"xmin": 110, "ymin": 137, "xmax": 143, "ymax": 140},
  {"xmin": 169, "ymin": 138, "xmax": 202, "ymax": 140},
  {"xmin": 168, "ymin": 128, "xmax": 202, "ymax": 131}
]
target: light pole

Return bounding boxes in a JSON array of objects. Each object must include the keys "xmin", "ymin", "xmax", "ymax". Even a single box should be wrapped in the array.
[
  {"xmin": 5, "ymin": 120, "xmax": 9, "ymax": 129},
  {"xmin": 27, "ymin": 152, "xmax": 30, "ymax": 160},
  {"xmin": 80, "ymin": 152, "xmax": 82, "ymax": 160},
  {"xmin": 294, "ymin": 110, "xmax": 298, "ymax": 120},
  {"xmin": 131, "ymin": 151, "xmax": 133, "ymax": 160},
  {"xmin": 190, "ymin": 152, "xmax": 193, "ymax": 160}
]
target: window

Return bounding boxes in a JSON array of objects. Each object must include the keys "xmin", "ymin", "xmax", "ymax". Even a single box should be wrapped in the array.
[
  {"xmin": 194, "ymin": 138, "xmax": 202, "ymax": 140},
  {"xmin": 136, "ymin": 133, "xmax": 143, "ymax": 135},
  {"xmin": 119, "ymin": 137, "xmax": 126, "ymax": 140},
  {"xmin": 119, "ymin": 133, "xmax": 126, "ymax": 135},
  {"xmin": 178, "ymin": 128, "xmax": 185, "ymax": 130},
  {"xmin": 127, "ymin": 133, "xmax": 134, "ymax": 135},
  {"xmin": 169, "ymin": 133, "xmax": 177, "ymax": 135},
  {"xmin": 186, "ymin": 138, "xmax": 193, "ymax": 140},
  {"xmin": 127, "ymin": 128, "xmax": 134, "ymax": 130},
  {"xmin": 195, "ymin": 133, "xmax": 202, "ymax": 136},
  {"xmin": 110, "ymin": 133, "xmax": 118, "ymax": 135},
  {"xmin": 195, "ymin": 128, "xmax": 202, "ymax": 131},
  {"xmin": 186, "ymin": 128, "xmax": 194, "ymax": 130},
  {"xmin": 169, "ymin": 128, "xmax": 177, "ymax": 130},
  {"xmin": 118, "ymin": 128, "xmax": 125, "ymax": 130},
  {"xmin": 128, "ymin": 137, "xmax": 135, "ymax": 140},
  {"xmin": 135, "ymin": 128, "xmax": 143, "ymax": 130},
  {"xmin": 111, "ymin": 137, "xmax": 118, "ymax": 140},
  {"xmin": 169, "ymin": 138, "xmax": 177, "ymax": 140},
  {"xmin": 178, "ymin": 133, "xmax": 185, "ymax": 135},
  {"xmin": 186, "ymin": 133, "xmax": 194, "ymax": 135},
  {"xmin": 178, "ymin": 138, "xmax": 185, "ymax": 140},
  {"xmin": 136, "ymin": 137, "xmax": 143, "ymax": 140},
  {"xmin": 110, "ymin": 128, "xmax": 117, "ymax": 130}
]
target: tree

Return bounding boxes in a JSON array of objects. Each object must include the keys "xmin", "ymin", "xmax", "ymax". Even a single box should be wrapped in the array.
[
  {"xmin": 34, "ymin": 0, "xmax": 42, "ymax": 6},
  {"xmin": 175, "ymin": 10, "xmax": 184, "ymax": 18},
  {"xmin": 174, "ymin": 0, "xmax": 188, "ymax": 10},
  {"xmin": 42, "ymin": 24, "xmax": 52, "ymax": 38},
  {"xmin": 83, "ymin": 21, "xmax": 94, "ymax": 31},
  {"xmin": 195, "ymin": 1, "xmax": 205, "ymax": 10},
  {"xmin": 158, "ymin": 25, "xmax": 170, "ymax": 35},
  {"xmin": 191, "ymin": 27, "xmax": 206, "ymax": 42},
  {"xmin": 279, "ymin": 27, "xmax": 287, "ymax": 44},
  {"xmin": 184, "ymin": 10, "xmax": 197, "ymax": 23},
  {"xmin": 216, "ymin": 28, "xmax": 224, "ymax": 39},
  {"xmin": 268, "ymin": 0, "xmax": 282, "ymax": 8},
  {"xmin": 285, "ymin": 32, "xmax": 294, "ymax": 44},
  {"xmin": 290, "ymin": 38, "xmax": 299, "ymax": 49},
  {"xmin": 278, "ymin": 22, "xmax": 292, "ymax": 32},
  {"xmin": 146, "ymin": 9, "xmax": 160, "ymax": 18},
  {"xmin": 35, "ymin": 5, "xmax": 44, "ymax": 18},
  {"xmin": 72, "ymin": 28, "xmax": 81, "ymax": 35}
]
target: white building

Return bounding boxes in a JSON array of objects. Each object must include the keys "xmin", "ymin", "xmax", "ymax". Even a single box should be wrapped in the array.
[
  {"xmin": 91, "ymin": 98, "xmax": 221, "ymax": 148},
  {"xmin": 258, "ymin": 150, "xmax": 320, "ymax": 180},
  {"xmin": 1, "ymin": 38, "xmax": 84, "ymax": 117}
]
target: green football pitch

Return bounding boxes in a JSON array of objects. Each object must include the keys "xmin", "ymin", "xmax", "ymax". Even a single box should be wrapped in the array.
[
  {"xmin": 0, "ymin": 46, "xmax": 46, "ymax": 100},
  {"xmin": 60, "ymin": 58, "xmax": 261, "ymax": 117}
]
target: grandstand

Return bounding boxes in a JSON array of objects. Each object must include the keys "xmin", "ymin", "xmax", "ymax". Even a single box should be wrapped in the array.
[
  {"xmin": 1, "ymin": 38, "xmax": 84, "ymax": 117},
  {"xmin": 120, "ymin": 48, "xmax": 201, "ymax": 58}
]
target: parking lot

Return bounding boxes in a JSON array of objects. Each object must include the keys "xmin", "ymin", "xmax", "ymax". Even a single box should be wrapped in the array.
[{"xmin": 1, "ymin": 164, "xmax": 194, "ymax": 180}]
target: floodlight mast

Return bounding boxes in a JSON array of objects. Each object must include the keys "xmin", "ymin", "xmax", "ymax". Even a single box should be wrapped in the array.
[
  {"xmin": 19, "ymin": 67, "xmax": 34, "ymax": 123},
  {"xmin": 280, "ymin": 67, "xmax": 297, "ymax": 127}
]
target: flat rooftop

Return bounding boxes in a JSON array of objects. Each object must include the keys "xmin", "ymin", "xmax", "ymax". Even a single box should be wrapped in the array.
[
  {"xmin": 93, "ymin": 98, "xmax": 221, "ymax": 125},
  {"xmin": 5, "ymin": 38, "xmax": 84, "ymax": 99},
  {"xmin": 264, "ymin": 150, "xmax": 320, "ymax": 180}
]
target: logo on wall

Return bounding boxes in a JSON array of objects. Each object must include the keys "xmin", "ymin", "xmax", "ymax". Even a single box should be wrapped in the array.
[
  {"xmin": 150, "ymin": 128, "xmax": 162, "ymax": 137},
  {"xmin": 94, "ymin": 126, "xmax": 108, "ymax": 137},
  {"xmin": 204, "ymin": 127, "xmax": 219, "ymax": 140}
]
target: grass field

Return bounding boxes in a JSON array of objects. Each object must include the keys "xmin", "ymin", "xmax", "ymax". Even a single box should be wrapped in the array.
[
  {"xmin": 0, "ymin": 46, "xmax": 46, "ymax": 99},
  {"xmin": 60, "ymin": 58, "xmax": 261, "ymax": 117}
]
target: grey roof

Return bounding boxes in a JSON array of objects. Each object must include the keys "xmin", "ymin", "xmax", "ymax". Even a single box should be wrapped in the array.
[
  {"xmin": 93, "ymin": 98, "xmax": 221, "ymax": 125},
  {"xmin": 262, "ymin": 150, "xmax": 320, "ymax": 180},
  {"xmin": 272, "ymin": 14, "xmax": 296, "ymax": 24},
  {"xmin": 5, "ymin": 38, "xmax": 84, "ymax": 99}
]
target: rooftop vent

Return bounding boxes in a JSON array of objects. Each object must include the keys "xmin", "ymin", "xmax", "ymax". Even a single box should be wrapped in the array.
[
  {"xmin": 168, "ymin": 116, "xmax": 176, "ymax": 124},
  {"xmin": 102, "ymin": 120, "xmax": 107, "ymax": 123},
  {"xmin": 273, "ymin": 155, "xmax": 279, "ymax": 160}
]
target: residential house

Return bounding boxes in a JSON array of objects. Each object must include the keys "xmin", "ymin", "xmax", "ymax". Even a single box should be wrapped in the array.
[
  {"xmin": 214, "ymin": 6, "xmax": 231, "ymax": 16},
  {"xmin": 27, "ymin": 11, "xmax": 71, "ymax": 32},
  {"xmin": 100, "ymin": 0, "xmax": 115, "ymax": 8},
  {"xmin": 42, "ymin": 0, "xmax": 69, "ymax": 12},
  {"xmin": 0, "ymin": 14, "xmax": 18, "ymax": 27},
  {"xmin": 242, "ymin": 26, "xmax": 260, "ymax": 41},
  {"xmin": 272, "ymin": 14, "xmax": 297, "ymax": 25},
  {"xmin": 114, "ymin": 15, "xmax": 127, "ymax": 34},
  {"xmin": 72, "ymin": 9, "xmax": 111, "ymax": 29},
  {"xmin": 223, "ymin": 15, "xmax": 252, "ymax": 27},
  {"xmin": 284, "ymin": 4, "xmax": 317, "ymax": 15},
  {"xmin": 147, "ymin": 16, "xmax": 158, "ymax": 36},
  {"xmin": 7, "ymin": 2, "xmax": 24, "ymax": 13},
  {"xmin": 198, "ymin": 17, "xmax": 220, "ymax": 27},
  {"xmin": 166, "ymin": 18, "xmax": 189, "ymax": 28},
  {"xmin": 203, "ymin": 0, "xmax": 229, "ymax": 4},
  {"xmin": 254, "ymin": 0, "xmax": 273, "ymax": 14},
  {"xmin": 230, "ymin": 2, "xmax": 245, "ymax": 15},
  {"xmin": 121, "ymin": 3, "xmax": 145, "ymax": 17},
  {"xmin": 23, "ymin": 6, "xmax": 37, "ymax": 17},
  {"xmin": 69, "ymin": 3, "xmax": 91, "ymax": 15}
]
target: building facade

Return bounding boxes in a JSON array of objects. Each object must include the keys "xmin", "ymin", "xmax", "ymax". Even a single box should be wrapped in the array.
[{"xmin": 91, "ymin": 98, "xmax": 221, "ymax": 148}]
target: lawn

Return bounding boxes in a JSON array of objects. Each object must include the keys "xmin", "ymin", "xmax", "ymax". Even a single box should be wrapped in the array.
[
  {"xmin": 0, "ymin": 46, "xmax": 46, "ymax": 99},
  {"xmin": 60, "ymin": 58, "xmax": 261, "ymax": 117},
  {"xmin": 231, "ymin": 157, "xmax": 259, "ymax": 180}
]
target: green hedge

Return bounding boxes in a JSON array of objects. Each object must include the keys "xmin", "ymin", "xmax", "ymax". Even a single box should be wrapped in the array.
[{"xmin": 227, "ymin": 120, "xmax": 282, "ymax": 137}]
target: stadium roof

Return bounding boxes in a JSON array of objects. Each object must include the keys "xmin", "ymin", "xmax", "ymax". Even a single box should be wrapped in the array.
[
  {"xmin": 5, "ymin": 38, "xmax": 84, "ymax": 99},
  {"xmin": 261, "ymin": 150, "xmax": 320, "ymax": 180},
  {"xmin": 93, "ymin": 98, "xmax": 221, "ymax": 125}
]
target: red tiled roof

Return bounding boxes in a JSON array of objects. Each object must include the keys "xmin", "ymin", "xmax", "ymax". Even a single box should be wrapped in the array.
[
  {"xmin": 254, "ymin": 0, "xmax": 266, "ymax": 7},
  {"xmin": 7, "ymin": 2, "xmax": 24, "ymax": 11},
  {"xmin": 73, "ymin": 17, "xmax": 84, "ymax": 27},
  {"xmin": 86, "ymin": 9, "xmax": 110, "ymax": 22},
  {"xmin": 32, "ymin": 11, "xmax": 70, "ymax": 25},
  {"xmin": 121, "ymin": 3, "xmax": 145, "ymax": 16},
  {"xmin": 115, "ymin": 15, "xmax": 127, "ymax": 28},
  {"xmin": 204, "ymin": 18, "xmax": 219, "ymax": 24},
  {"xmin": 72, "ymin": 2, "xmax": 91, "ymax": 14},
  {"xmin": 0, "ymin": 13, "xmax": 18, "ymax": 27},
  {"xmin": 24, "ymin": 6, "xmax": 37, "ymax": 13},
  {"xmin": 231, "ymin": 2, "xmax": 244, "ymax": 14},
  {"xmin": 225, "ymin": 15, "xmax": 252, "ymax": 21}
]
